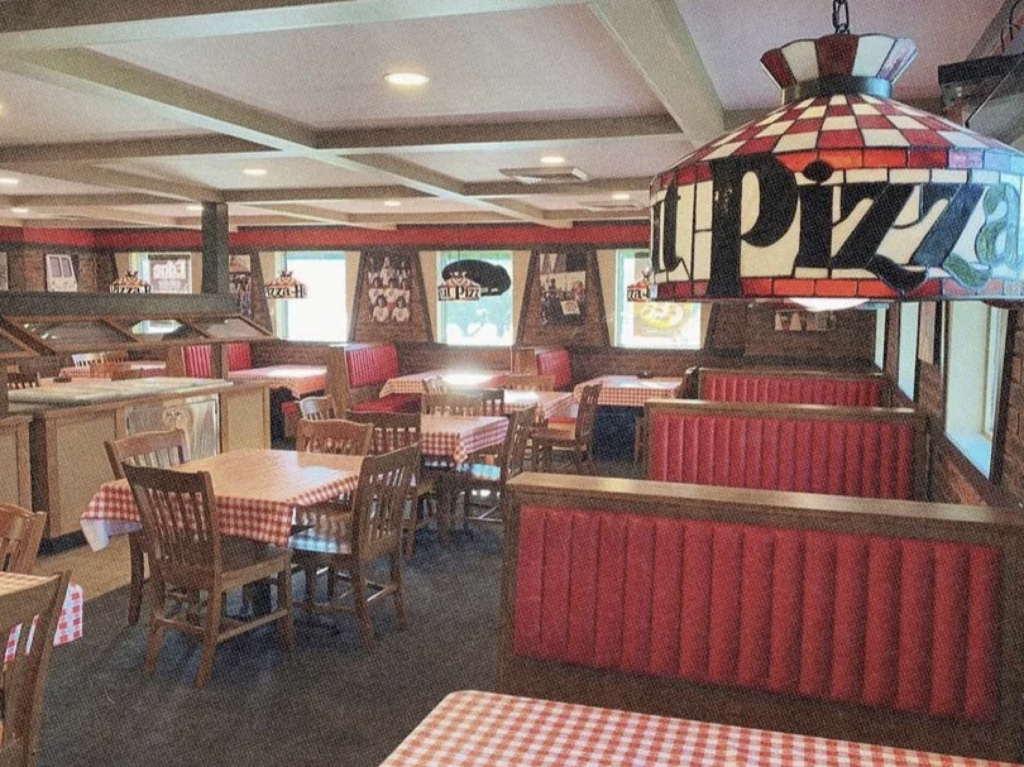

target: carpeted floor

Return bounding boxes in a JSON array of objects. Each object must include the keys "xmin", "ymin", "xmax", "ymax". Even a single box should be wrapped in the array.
[{"xmin": 40, "ymin": 527, "xmax": 505, "ymax": 767}]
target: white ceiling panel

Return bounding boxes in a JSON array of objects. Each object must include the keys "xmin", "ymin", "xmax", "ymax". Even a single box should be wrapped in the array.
[
  {"xmin": 391, "ymin": 137, "xmax": 692, "ymax": 183},
  {"xmin": 309, "ymin": 198, "xmax": 483, "ymax": 214},
  {"xmin": 99, "ymin": 156, "xmax": 386, "ymax": 190},
  {"xmin": 0, "ymin": 69, "xmax": 203, "ymax": 144},
  {"xmin": 677, "ymin": 0, "xmax": 1004, "ymax": 111},
  {"xmin": 93, "ymin": 6, "xmax": 665, "ymax": 129},
  {"xmin": 0, "ymin": 171, "xmax": 118, "ymax": 196}
]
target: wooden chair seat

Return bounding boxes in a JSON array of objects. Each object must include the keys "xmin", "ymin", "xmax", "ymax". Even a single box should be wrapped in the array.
[
  {"xmin": 289, "ymin": 514, "xmax": 354, "ymax": 556},
  {"xmin": 530, "ymin": 383, "xmax": 601, "ymax": 475}
]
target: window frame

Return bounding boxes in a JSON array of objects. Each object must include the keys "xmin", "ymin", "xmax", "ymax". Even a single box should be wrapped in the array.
[
  {"xmin": 436, "ymin": 250, "xmax": 515, "ymax": 347},
  {"xmin": 279, "ymin": 251, "xmax": 348, "ymax": 344},
  {"xmin": 614, "ymin": 249, "xmax": 702, "ymax": 351}
]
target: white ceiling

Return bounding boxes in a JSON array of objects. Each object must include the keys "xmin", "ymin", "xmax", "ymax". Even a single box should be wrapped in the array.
[{"xmin": 0, "ymin": 0, "xmax": 1005, "ymax": 229}]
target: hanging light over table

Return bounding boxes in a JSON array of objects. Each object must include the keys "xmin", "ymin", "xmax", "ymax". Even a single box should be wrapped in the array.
[
  {"xmin": 109, "ymin": 271, "xmax": 151, "ymax": 294},
  {"xmin": 264, "ymin": 270, "xmax": 307, "ymax": 300},
  {"xmin": 650, "ymin": 0, "xmax": 1024, "ymax": 302}
]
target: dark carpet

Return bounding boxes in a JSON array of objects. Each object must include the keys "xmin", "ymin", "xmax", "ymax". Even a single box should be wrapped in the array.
[{"xmin": 40, "ymin": 528, "xmax": 505, "ymax": 767}]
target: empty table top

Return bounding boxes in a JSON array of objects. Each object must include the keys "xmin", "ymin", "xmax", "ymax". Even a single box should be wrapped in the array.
[{"xmin": 574, "ymin": 375, "xmax": 684, "ymax": 407}]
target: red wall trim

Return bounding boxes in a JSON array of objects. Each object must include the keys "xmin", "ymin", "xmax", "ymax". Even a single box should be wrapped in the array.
[{"xmin": 0, "ymin": 227, "xmax": 99, "ymax": 248}]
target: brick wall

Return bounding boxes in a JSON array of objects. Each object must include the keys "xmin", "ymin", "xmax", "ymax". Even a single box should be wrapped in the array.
[{"xmin": 3, "ymin": 248, "xmax": 113, "ymax": 292}]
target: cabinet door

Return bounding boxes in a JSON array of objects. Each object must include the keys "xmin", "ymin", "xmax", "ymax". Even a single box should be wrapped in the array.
[
  {"xmin": 0, "ymin": 422, "xmax": 29, "ymax": 508},
  {"xmin": 124, "ymin": 395, "xmax": 220, "ymax": 460}
]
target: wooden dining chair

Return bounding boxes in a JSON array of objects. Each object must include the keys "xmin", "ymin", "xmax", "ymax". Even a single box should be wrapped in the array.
[
  {"xmin": 5, "ymin": 374, "xmax": 39, "ymax": 391},
  {"xmin": 288, "ymin": 445, "xmax": 419, "ymax": 649},
  {"xmin": 422, "ymin": 392, "xmax": 485, "ymax": 416},
  {"xmin": 0, "ymin": 570, "xmax": 70, "ymax": 767},
  {"xmin": 421, "ymin": 376, "xmax": 447, "ymax": 395},
  {"xmin": 295, "ymin": 418, "xmax": 373, "ymax": 456},
  {"xmin": 122, "ymin": 463, "xmax": 294, "ymax": 688},
  {"xmin": 345, "ymin": 412, "xmax": 437, "ymax": 557},
  {"xmin": 105, "ymin": 429, "xmax": 191, "ymax": 627},
  {"xmin": 298, "ymin": 395, "xmax": 336, "ymax": 421},
  {"xmin": 442, "ymin": 406, "xmax": 536, "ymax": 528},
  {"xmin": 0, "ymin": 506, "xmax": 47, "ymax": 574},
  {"xmin": 530, "ymin": 383, "xmax": 601, "ymax": 475},
  {"xmin": 503, "ymin": 374, "xmax": 556, "ymax": 391}
]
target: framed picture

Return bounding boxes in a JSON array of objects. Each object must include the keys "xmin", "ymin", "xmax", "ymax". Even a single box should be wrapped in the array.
[
  {"xmin": 45, "ymin": 254, "xmax": 77, "ymax": 292},
  {"xmin": 538, "ymin": 251, "xmax": 587, "ymax": 326},
  {"xmin": 148, "ymin": 253, "xmax": 192, "ymax": 294},
  {"xmin": 0, "ymin": 252, "xmax": 7, "ymax": 291}
]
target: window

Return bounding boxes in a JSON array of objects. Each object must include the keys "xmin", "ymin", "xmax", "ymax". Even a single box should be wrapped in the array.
[
  {"xmin": 946, "ymin": 303, "xmax": 1007, "ymax": 476},
  {"xmin": 873, "ymin": 308, "xmax": 887, "ymax": 370},
  {"xmin": 615, "ymin": 250, "xmax": 701, "ymax": 349},
  {"xmin": 279, "ymin": 252, "xmax": 347, "ymax": 343},
  {"xmin": 897, "ymin": 303, "xmax": 919, "ymax": 399},
  {"xmin": 437, "ymin": 251, "xmax": 514, "ymax": 346}
]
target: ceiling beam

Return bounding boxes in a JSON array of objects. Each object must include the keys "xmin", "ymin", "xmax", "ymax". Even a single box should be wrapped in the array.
[
  {"xmin": 29, "ymin": 205, "xmax": 185, "ymax": 228},
  {"xmin": 222, "ymin": 185, "xmax": 427, "ymax": 203},
  {"xmin": 589, "ymin": 0, "xmax": 724, "ymax": 144},
  {"xmin": 0, "ymin": 136, "xmax": 274, "ymax": 165},
  {"xmin": 1, "ymin": 162, "xmax": 224, "ymax": 202},
  {"xmin": 251, "ymin": 203, "xmax": 397, "ymax": 229},
  {"xmin": 466, "ymin": 176, "xmax": 652, "ymax": 198},
  {"xmin": 0, "ymin": 0, "xmax": 591, "ymax": 50},
  {"xmin": 7, "ymin": 193, "xmax": 182, "ymax": 207}
]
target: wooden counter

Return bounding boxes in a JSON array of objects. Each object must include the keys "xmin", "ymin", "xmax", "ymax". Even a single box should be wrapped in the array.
[
  {"xmin": 19, "ymin": 380, "xmax": 270, "ymax": 539},
  {"xmin": 0, "ymin": 414, "xmax": 32, "ymax": 509}
]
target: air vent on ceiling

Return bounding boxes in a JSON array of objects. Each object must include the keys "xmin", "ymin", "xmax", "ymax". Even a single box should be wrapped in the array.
[
  {"xmin": 499, "ymin": 166, "xmax": 589, "ymax": 184},
  {"xmin": 579, "ymin": 200, "xmax": 647, "ymax": 212}
]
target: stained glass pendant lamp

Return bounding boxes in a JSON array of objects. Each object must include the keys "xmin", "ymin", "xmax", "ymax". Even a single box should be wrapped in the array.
[{"xmin": 649, "ymin": 0, "xmax": 1024, "ymax": 302}]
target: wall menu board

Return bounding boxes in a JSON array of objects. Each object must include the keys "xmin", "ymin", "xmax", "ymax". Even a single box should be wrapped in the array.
[
  {"xmin": 351, "ymin": 247, "xmax": 432, "ymax": 343},
  {"xmin": 518, "ymin": 248, "xmax": 607, "ymax": 347}
]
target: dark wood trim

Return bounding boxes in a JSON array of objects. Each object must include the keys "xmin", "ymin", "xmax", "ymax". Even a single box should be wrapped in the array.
[
  {"xmin": 498, "ymin": 473, "xmax": 1024, "ymax": 762},
  {"xmin": 0, "ymin": 292, "xmax": 236, "ymax": 317},
  {"xmin": 201, "ymin": 202, "xmax": 230, "ymax": 295},
  {"xmin": 990, "ymin": 309, "xmax": 1017, "ymax": 485}
]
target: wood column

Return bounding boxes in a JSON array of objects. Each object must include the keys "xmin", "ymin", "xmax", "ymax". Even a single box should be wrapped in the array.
[
  {"xmin": 0, "ymin": 367, "xmax": 7, "ymax": 417},
  {"xmin": 201, "ymin": 202, "xmax": 230, "ymax": 295}
]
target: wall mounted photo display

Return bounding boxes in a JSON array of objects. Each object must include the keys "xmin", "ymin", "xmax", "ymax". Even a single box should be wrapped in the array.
[
  {"xmin": 45, "ymin": 253, "xmax": 77, "ymax": 292},
  {"xmin": 229, "ymin": 254, "xmax": 253, "ymax": 317},
  {"xmin": 148, "ymin": 253, "xmax": 192, "ymax": 294},
  {"xmin": 365, "ymin": 251, "xmax": 413, "ymax": 324},
  {"xmin": 538, "ymin": 251, "xmax": 587, "ymax": 326}
]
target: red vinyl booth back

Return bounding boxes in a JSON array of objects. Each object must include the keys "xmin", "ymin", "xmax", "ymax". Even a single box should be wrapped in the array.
[
  {"xmin": 225, "ymin": 342, "xmax": 252, "ymax": 372},
  {"xmin": 649, "ymin": 411, "xmax": 916, "ymax": 499},
  {"xmin": 536, "ymin": 349, "xmax": 572, "ymax": 390},
  {"xmin": 513, "ymin": 504, "xmax": 1001, "ymax": 723},
  {"xmin": 703, "ymin": 372, "xmax": 883, "ymax": 406},
  {"xmin": 183, "ymin": 343, "xmax": 252, "ymax": 377},
  {"xmin": 346, "ymin": 344, "xmax": 399, "ymax": 389}
]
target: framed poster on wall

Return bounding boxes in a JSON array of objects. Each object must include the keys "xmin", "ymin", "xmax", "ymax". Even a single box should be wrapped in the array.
[
  {"xmin": 538, "ymin": 251, "xmax": 587, "ymax": 326},
  {"xmin": 45, "ymin": 254, "xmax": 77, "ymax": 292},
  {"xmin": 229, "ymin": 254, "xmax": 253, "ymax": 317},
  {"xmin": 148, "ymin": 253, "xmax": 192, "ymax": 294}
]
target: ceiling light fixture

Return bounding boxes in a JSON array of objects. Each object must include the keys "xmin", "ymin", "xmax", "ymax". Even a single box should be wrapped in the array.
[
  {"xmin": 383, "ymin": 200, "xmax": 403, "ymax": 207},
  {"xmin": 384, "ymin": 72, "xmax": 429, "ymax": 87},
  {"xmin": 649, "ymin": 0, "xmax": 1024, "ymax": 303},
  {"xmin": 242, "ymin": 168, "xmax": 268, "ymax": 177},
  {"xmin": 0, "ymin": 178, "xmax": 19, "ymax": 186},
  {"xmin": 611, "ymin": 192, "xmax": 632, "ymax": 201},
  {"xmin": 790, "ymin": 298, "xmax": 868, "ymax": 312},
  {"xmin": 10, "ymin": 207, "xmax": 28, "ymax": 214},
  {"xmin": 186, "ymin": 204, "xmax": 203, "ymax": 212},
  {"xmin": 540, "ymin": 155, "xmax": 566, "ymax": 165}
]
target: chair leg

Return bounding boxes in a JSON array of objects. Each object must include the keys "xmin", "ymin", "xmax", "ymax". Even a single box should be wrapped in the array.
[
  {"xmin": 327, "ymin": 565, "xmax": 338, "ymax": 604},
  {"xmin": 437, "ymin": 482, "xmax": 453, "ymax": 546},
  {"xmin": 390, "ymin": 553, "xmax": 408, "ymax": 630},
  {"xmin": 350, "ymin": 566, "xmax": 374, "ymax": 650},
  {"xmin": 143, "ymin": 588, "xmax": 167, "ymax": 676},
  {"xmin": 127, "ymin": 532, "xmax": 145, "ymax": 626},
  {"xmin": 404, "ymin": 497, "xmax": 417, "ymax": 560},
  {"xmin": 195, "ymin": 589, "xmax": 223, "ymax": 689},
  {"xmin": 302, "ymin": 562, "xmax": 317, "ymax": 605},
  {"xmin": 276, "ymin": 567, "xmax": 295, "ymax": 652}
]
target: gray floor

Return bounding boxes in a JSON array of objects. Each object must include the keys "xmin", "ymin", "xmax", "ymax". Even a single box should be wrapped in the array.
[{"xmin": 41, "ymin": 527, "xmax": 504, "ymax": 767}]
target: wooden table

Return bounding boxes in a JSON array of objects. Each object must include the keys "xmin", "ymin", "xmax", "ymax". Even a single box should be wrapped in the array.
[
  {"xmin": 81, "ymin": 448, "xmax": 362, "ymax": 549},
  {"xmin": 420, "ymin": 415, "xmax": 508, "ymax": 463},
  {"xmin": 574, "ymin": 375, "xmax": 684, "ymax": 408},
  {"xmin": 502, "ymin": 390, "xmax": 573, "ymax": 423},
  {"xmin": 228, "ymin": 365, "xmax": 327, "ymax": 398},
  {"xmin": 1, "ymin": 573, "xmax": 84, "ymax": 662},
  {"xmin": 380, "ymin": 691, "xmax": 1013, "ymax": 767},
  {"xmin": 379, "ymin": 370, "xmax": 508, "ymax": 397}
]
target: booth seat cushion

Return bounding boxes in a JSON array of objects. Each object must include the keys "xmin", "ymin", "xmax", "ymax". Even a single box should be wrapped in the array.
[
  {"xmin": 349, "ymin": 393, "xmax": 421, "ymax": 414},
  {"xmin": 536, "ymin": 349, "xmax": 572, "ymax": 391},
  {"xmin": 704, "ymin": 373, "xmax": 883, "ymax": 406},
  {"xmin": 183, "ymin": 345, "xmax": 213, "ymax": 378},
  {"xmin": 513, "ymin": 504, "xmax": 1001, "ymax": 723},
  {"xmin": 649, "ymin": 412, "xmax": 916, "ymax": 500},
  {"xmin": 226, "ymin": 342, "xmax": 252, "ymax": 372},
  {"xmin": 346, "ymin": 344, "xmax": 400, "ymax": 389}
]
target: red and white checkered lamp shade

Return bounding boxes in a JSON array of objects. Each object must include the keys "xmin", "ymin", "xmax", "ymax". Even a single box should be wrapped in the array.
[{"xmin": 650, "ymin": 33, "xmax": 1024, "ymax": 302}]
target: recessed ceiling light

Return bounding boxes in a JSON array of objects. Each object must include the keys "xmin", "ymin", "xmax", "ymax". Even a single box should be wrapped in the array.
[
  {"xmin": 10, "ymin": 207, "xmax": 28, "ymax": 214},
  {"xmin": 242, "ymin": 168, "xmax": 267, "ymax": 177},
  {"xmin": 611, "ymin": 192, "xmax": 632, "ymax": 201},
  {"xmin": 384, "ymin": 72, "xmax": 429, "ymax": 87},
  {"xmin": 383, "ymin": 200, "xmax": 402, "ymax": 207},
  {"xmin": 186, "ymin": 204, "xmax": 203, "ymax": 212},
  {"xmin": 540, "ymin": 155, "xmax": 566, "ymax": 165},
  {"xmin": 0, "ymin": 178, "xmax": 19, "ymax": 186}
]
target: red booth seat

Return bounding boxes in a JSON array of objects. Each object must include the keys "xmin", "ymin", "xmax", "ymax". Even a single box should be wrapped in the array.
[
  {"xmin": 703, "ymin": 372, "xmax": 883, "ymax": 406},
  {"xmin": 344, "ymin": 343, "xmax": 419, "ymax": 413},
  {"xmin": 513, "ymin": 504, "xmax": 1001, "ymax": 723},
  {"xmin": 649, "ymin": 411, "xmax": 916, "ymax": 500},
  {"xmin": 182, "ymin": 343, "xmax": 253, "ymax": 378},
  {"xmin": 225, "ymin": 342, "xmax": 252, "ymax": 372},
  {"xmin": 536, "ymin": 348, "xmax": 572, "ymax": 391}
]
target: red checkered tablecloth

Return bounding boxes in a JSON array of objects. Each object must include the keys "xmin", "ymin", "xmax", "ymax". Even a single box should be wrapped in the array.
[
  {"xmin": 380, "ymin": 691, "xmax": 1016, "ymax": 767},
  {"xmin": 81, "ymin": 451, "xmax": 361, "ymax": 550},
  {"xmin": 380, "ymin": 370, "xmax": 508, "ymax": 397},
  {"xmin": 574, "ymin": 375, "xmax": 684, "ymax": 408},
  {"xmin": 228, "ymin": 365, "xmax": 327, "ymax": 398},
  {"xmin": 502, "ymin": 390, "xmax": 573, "ymax": 423},
  {"xmin": 4, "ymin": 576, "xmax": 83, "ymax": 663},
  {"xmin": 420, "ymin": 415, "xmax": 508, "ymax": 462}
]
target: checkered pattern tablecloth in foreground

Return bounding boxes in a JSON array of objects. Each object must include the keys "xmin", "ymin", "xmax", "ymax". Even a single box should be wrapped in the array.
[
  {"xmin": 502, "ymin": 390, "xmax": 573, "ymax": 423},
  {"xmin": 379, "ymin": 370, "xmax": 507, "ymax": 397},
  {"xmin": 81, "ymin": 469, "xmax": 359, "ymax": 550},
  {"xmin": 228, "ymin": 365, "xmax": 327, "ymax": 398},
  {"xmin": 3, "ymin": 576, "xmax": 83, "ymax": 663},
  {"xmin": 574, "ymin": 375, "xmax": 684, "ymax": 408},
  {"xmin": 380, "ymin": 691, "xmax": 1017, "ymax": 767},
  {"xmin": 420, "ymin": 415, "xmax": 508, "ymax": 463}
]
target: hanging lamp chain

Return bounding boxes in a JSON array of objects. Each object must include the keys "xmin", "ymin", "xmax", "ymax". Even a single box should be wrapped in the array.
[{"xmin": 832, "ymin": 0, "xmax": 851, "ymax": 34}]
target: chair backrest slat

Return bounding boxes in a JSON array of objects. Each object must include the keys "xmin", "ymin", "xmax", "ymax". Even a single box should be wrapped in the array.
[
  {"xmin": 5, "ymin": 373, "xmax": 39, "ymax": 391},
  {"xmin": 0, "ymin": 506, "xmax": 47, "ymax": 575},
  {"xmin": 501, "ymin": 406, "xmax": 536, "ymax": 482},
  {"xmin": 422, "ymin": 391, "xmax": 487, "ymax": 417},
  {"xmin": 345, "ymin": 412, "xmax": 421, "ymax": 455},
  {"xmin": 298, "ymin": 395, "xmax": 336, "ymax": 421},
  {"xmin": 503, "ymin": 374, "xmax": 556, "ymax": 391},
  {"xmin": 296, "ymin": 418, "xmax": 373, "ymax": 455},
  {"xmin": 105, "ymin": 429, "xmax": 190, "ymax": 480},
  {"xmin": 574, "ymin": 384, "xmax": 602, "ymax": 448},
  {"xmin": 352, "ymin": 446, "xmax": 419, "ymax": 560}
]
